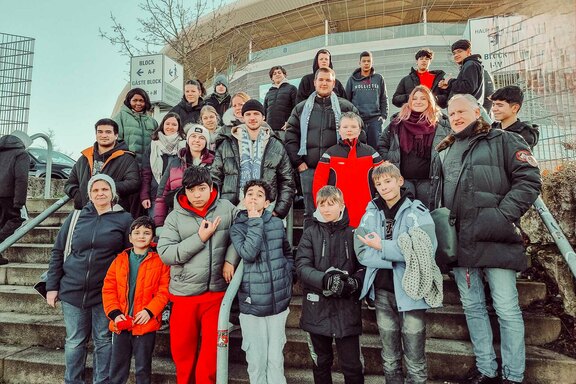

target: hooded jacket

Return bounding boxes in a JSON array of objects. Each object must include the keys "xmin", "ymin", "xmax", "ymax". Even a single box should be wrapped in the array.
[
  {"xmin": 154, "ymin": 147, "xmax": 215, "ymax": 227},
  {"xmin": 285, "ymin": 96, "xmax": 359, "ymax": 169},
  {"xmin": 448, "ymin": 54, "xmax": 485, "ymax": 102},
  {"xmin": 355, "ymin": 196, "xmax": 438, "ymax": 312},
  {"xmin": 46, "ymin": 202, "xmax": 132, "ymax": 308},
  {"xmin": 296, "ymin": 50, "xmax": 347, "ymax": 104},
  {"xmin": 0, "ymin": 135, "xmax": 29, "ymax": 208},
  {"xmin": 102, "ymin": 247, "xmax": 170, "ymax": 335},
  {"xmin": 211, "ymin": 123, "xmax": 295, "ymax": 219},
  {"xmin": 392, "ymin": 68, "xmax": 447, "ymax": 108},
  {"xmin": 206, "ymin": 74, "xmax": 231, "ymax": 118},
  {"xmin": 430, "ymin": 120, "xmax": 541, "ymax": 271},
  {"xmin": 169, "ymin": 97, "xmax": 205, "ymax": 127},
  {"xmin": 230, "ymin": 210, "xmax": 294, "ymax": 317},
  {"xmin": 345, "ymin": 67, "xmax": 388, "ymax": 121},
  {"xmin": 113, "ymin": 105, "xmax": 158, "ymax": 165},
  {"xmin": 296, "ymin": 208, "xmax": 364, "ymax": 338},
  {"xmin": 492, "ymin": 119, "xmax": 539, "ymax": 149},
  {"xmin": 263, "ymin": 81, "xmax": 297, "ymax": 132},
  {"xmin": 64, "ymin": 141, "xmax": 141, "ymax": 211},
  {"xmin": 157, "ymin": 188, "xmax": 239, "ymax": 296}
]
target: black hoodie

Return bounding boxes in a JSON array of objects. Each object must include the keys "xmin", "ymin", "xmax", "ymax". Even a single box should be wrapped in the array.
[
  {"xmin": 296, "ymin": 49, "xmax": 347, "ymax": 103},
  {"xmin": 169, "ymin": 96, "xmax": 205, "ymax": 126},
  {"xmin": 492, "ymin": 119, "xmax": 539, "ymax": 149},
  {"xmin": 448, "ymin": 54, "xmax": 485, "ymax": 102},
  {"xmin": 0, "ymin": 135, "xmax": 29, "ymax": 208}
]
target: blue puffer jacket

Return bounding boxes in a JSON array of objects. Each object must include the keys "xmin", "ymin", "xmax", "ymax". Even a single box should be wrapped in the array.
[
  {"xmin": 355, "ymin": 197, "xmax": 437, "ymax": 312},
  {"xmin": 230, "ymin": 210, "xmax": 294, "ymax": 317},
  {"xmin": 46, "ymin": 203, "xmax": 132, "ymax": 309}
]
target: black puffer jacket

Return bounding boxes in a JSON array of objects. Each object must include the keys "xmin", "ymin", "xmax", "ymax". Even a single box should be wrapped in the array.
[
  {"xmin": 285, "ymin": 96, "xmax": 359, "ymax": 169},
  {"xmin": 430, "ymin": 120, "xmax": 541, "ymax": 271},
  {"xmin": 392, "ymin": 68, "xmax": 447, "ymax": 108},
  {"xmin": 211, "ymin": 124, "xmax": 295, "ymax": 219},
  {"xmin": 231, "ymin": 210, "xmax": 294, "ymax": 317},
  {"xmin": 46, "ymin": 203, "xmax": 132, "ymax": 308},
  {"xmin": 206, "ymin": 93, "xmax": 231, "ymax": 118},
  {"xmin": 263, "ymin": 82, "xmax": 297, "ymax": 132},
  {"xmin": 448, "ymin": 54, "xmax": 484, "ymax": 102},
  {"xmin": 492, "ymin": 119, "xmax": 539, "ymax": 150},
  {"xmin": 64, "ymin": 141, "xmax": 140, "ymax": 211},
  {"xmin": 169, "ymin": 97, "xmax": 205, "ymax": 126},
  {"xmin": 0, "ymin": 135, "xmax": 29, "ymax": 208},
  {"xmin": 296, "ymin": 209, "xmax": 364, "ymax": 338}
]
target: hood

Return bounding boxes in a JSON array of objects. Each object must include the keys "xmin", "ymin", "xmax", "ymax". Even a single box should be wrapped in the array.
[
  {"xmin": 462, "ymin": 54, "xmax": 482, "ymax": 65},
  {"xmin": 0, "ymin": 135, "xmax": 26, "ymax": 151},
  {"xmin": 312, "ymin": 206, "xmax": 350, "ymax": 230},
  {"xmin": 435, "ymin": 119, "xmax": 492, "ymax": 152},
  {"xmin": 222, "ymin": 107, "xmax": 241, "ymax": 126},
  {"xmin": 230, "ymin": 122, "xmax": 273, "ymax": 141},
  {"xmin": 351, "ymin": 67, "xmax": 374, "ymax": 80},
  {"xmin": 312, "ymin": 49, "xmax": 334, "ymax": 73},
  {"xmin": 271, "ymin": 78, "xmax": 289, "ymax": 88},
  {"xmin": 174, "ymin": 184, "xmax": 219, "ymax": 218},
  {"xmin": 120, "ymin": 104, "xmax": 148, "ymax": 118},
  {"xmin": 495, "ymin": 120, "xmax": 540, "ymax": 147}
]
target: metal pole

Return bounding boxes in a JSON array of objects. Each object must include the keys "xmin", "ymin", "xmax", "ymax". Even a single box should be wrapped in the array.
[
  {"xmin": 29, "ymin": 133, "xmax": 53, "ymax": 199},
  {"xmin": 216, "ymin": 260, "xmax": 244, "ymax": 384},
  {"xmin": 325, "ymin": 19, "xmax": 329, "ymax": 46},
  {"xmin": 533, "ymin": 195, "xmax": 576, "ymax": 278}
]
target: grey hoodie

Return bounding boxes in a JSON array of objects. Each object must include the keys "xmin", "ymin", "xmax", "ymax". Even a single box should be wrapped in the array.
[{"xmin": 345, "ymin": 67, "xmax": 388, "ymax": 121}]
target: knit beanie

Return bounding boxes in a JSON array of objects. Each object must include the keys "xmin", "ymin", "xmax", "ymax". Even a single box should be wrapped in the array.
[
  {"xmin": 241, "ymin": 99, "xmax": 265, "ymax": 116},
  {"xmin": 185, "ymin": 123, "xmax": 211, "ymax": 144},
  {"xmin": 87, "ymin": 174, "xmax": 117, "ymax": 202},
  {"xmin": 451, "ymin": 39, "xmax": 471, "ymax": 52}
]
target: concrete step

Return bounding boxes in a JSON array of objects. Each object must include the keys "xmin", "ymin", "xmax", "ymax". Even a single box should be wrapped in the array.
[
  {"xmin": 17, "ymin": 226, "xmax": 59, "ymax": 244},
  {"xmin": 0, "ymin": 285, "xmax": 60, "ymax": 315},
  {"xmin": 287, "ymin": 297, "xmax": 560, "ymax": 345},
  {"xmin": 25, "ymin": 198, "xmax": 74, "ymax": 213},
  {"xmin": 0, "ymin": 344, "xmax": 420, "ymax": 384},
  {"xmin": 0, "ymin": 263, "xmax": 46, "ymax": 286},
  {"xmin": 26, "ymin": 210, "xmax": 69, "ymax": 227},
  {"xmin": 2, "ymin": 243, "xmax": 53, "ymax": 264}
]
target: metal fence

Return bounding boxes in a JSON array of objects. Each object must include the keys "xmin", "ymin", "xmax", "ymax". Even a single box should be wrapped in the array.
[{"xmin": 0, "ymin": 32, "xmax": 35, "ymax": 135}]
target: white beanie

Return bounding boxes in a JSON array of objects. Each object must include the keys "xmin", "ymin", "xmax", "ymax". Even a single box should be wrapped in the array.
[
  {"xmin": 184, "ymin": 123, "xmax": 211, "ymax": 144},
  {"xmin": 87, "ymin": 174, "xmax": 118, "ymax": 202}
]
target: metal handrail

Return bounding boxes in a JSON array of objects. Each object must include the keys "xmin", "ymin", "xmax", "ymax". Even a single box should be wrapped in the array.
[
  {"xmin": 0, "ymin": 195, "xmax": 70, "ymax": 254},
  {"xmin": 216, "ymin": 259, "xmax": 244, "ymax": 384}
]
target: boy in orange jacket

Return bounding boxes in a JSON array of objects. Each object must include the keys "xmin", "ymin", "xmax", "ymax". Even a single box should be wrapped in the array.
[{"xmin": 102, "ymin": 216, "xmax": 170, "ymax": 384}]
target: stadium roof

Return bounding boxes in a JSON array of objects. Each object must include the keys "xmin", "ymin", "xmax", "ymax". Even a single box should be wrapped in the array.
[{"xmin": 163, "ymin": 0, "xmax": 567, "ymax": 82}]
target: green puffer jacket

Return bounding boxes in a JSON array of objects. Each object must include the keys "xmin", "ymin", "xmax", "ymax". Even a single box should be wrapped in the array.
[{"xmin": 113, "ymin": 105, "xmax": 158, "ymax": 165}]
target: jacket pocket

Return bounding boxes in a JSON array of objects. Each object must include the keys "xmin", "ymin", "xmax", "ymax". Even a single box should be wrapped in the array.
[{"xmin": 473, "ymin": 207, "xmax": 522, "ymax": 244}]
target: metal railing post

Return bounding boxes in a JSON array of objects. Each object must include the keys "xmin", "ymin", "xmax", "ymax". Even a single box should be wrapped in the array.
[
  {"xmin": 28, "ymin": 133, "xmax": 53, "ymax": 199},
  {"xmin": 216, "ymin": 260, "xmax": 244, "ymax": 384}
]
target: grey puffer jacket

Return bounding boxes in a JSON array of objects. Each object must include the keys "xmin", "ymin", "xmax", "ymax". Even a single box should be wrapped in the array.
[
  {"xmin": 157, "ymin": 189, "xmax": 239, "ymax": 296},
  {"xmin": 211, "ymin": 124, "xmax": 295, "ymax": 219},
  {"xmin": 230, "ymin": 210, "xmax": 293, "ymax": 317},
  {"xmin": 430, "ymin": 120, "xmax": 541, "ymax": 271}
]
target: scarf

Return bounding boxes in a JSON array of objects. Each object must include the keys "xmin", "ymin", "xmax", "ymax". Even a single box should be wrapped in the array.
[
  {"xmin": 239, "ymin": 128, "xmax": 267, "ymax": 194},
  {"xmin": 150, "ymin": 133, "xmax": 184, "ymax": 183},
  {"xmin": 398, "ymin": 112, "xmax": 436, "ymax": 158},
  {"xmin": 298, "ymin": 91, "xmax": 341, "ymax": 156}
]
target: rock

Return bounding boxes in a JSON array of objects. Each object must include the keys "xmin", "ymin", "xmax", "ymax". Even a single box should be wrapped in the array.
[
  {"xmin": 537, "ymin": 248, "xmax": 576, "ymax": 317},
  {"xmin": 27, "ymin": 177, "xmax": 66, "ymax": 198}
]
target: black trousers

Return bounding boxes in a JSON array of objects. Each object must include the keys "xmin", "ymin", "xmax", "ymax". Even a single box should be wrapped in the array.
[
  {"xmin": 308, "ymin": 332, "xmax": 364, "ymax": 384},
  {"xmin": 109, "ymin": 331, "xmax": 156, "ymax": 384},
  {"xmin": 0, "ymin": 197, "xmax": 24, "ymax": 243}
]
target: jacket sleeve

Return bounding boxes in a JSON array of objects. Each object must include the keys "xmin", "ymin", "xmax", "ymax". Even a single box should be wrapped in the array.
[
  {"xmin": 272, "ymin": 145, "xmax": 296, "ymax": 218},
  {"xmin": 284, "ymin": 106, "xmax": 304, "ymax": 167},
  {"xmin": 392, "ymin": 77, "xmax": 409, "ymax": 108},
  {"xmin": 210, "ymin": 145, "xmax": 225, "ymax": 193},
  {"xmin": 283, "ymin": 232, "xmax": 295, "ymax": 279},
  {"xmin": 354, "ymin": 210, "xmax": 394, "ymax": 267},
  {"xmin": 45, "ymin": 213, "xmax": 74, "ymax": 291},
  {"xmin": 379, "ymin": 76, "xmax": 388, "ymax": 120},
  {"xmin": 102, "ymin": 258, "xmax": 122, "ymax": 319},
  {"xmin": 113, "ymin": 111, "xmax": 126, "ymax": 142},
  {"xmin": 433, "ymin": 72, "xmax": 449, "ymax": 109},
  {"xmin": 153, "ymin": 168, "xmax": 172, "ymax": 227},
  {"xmin": 296, "ymin": 79, "xmax": 309, "ymax": 104},
  {"xmin": 114, "ymin": 155, "xmax": 141, "ymax": 198},
  {"xmin": 289, "ymin": 85, "xmax": 297, "ymax": 111},
  {"xmin": 144, "ymin": 262, "xmax": 171, "ymax": 316},
  {"xmin": 157, "ymin": 213, "xmax": 206, "ymax": 265},
  {"xmin": 345, "ymin": 77, "xmax": 353, "ymax": 102},
  {"xmin": 377, "ymin": 122, "xmax": 393, "ymax": 160},
  {"xmin": 140, "ymin": 146, "xmax": 153, "ymax": 202},
  {"xmin": 230, "ymin": 218, "xmax": 264, "ymax": 263},
  {"xmin": 295, "ymin": 228, "xmax": 325, "ymax": 290},
  {"xmin": 263, "ymin": 92, "xmax": 269, "ymax": 119},
  {"xmin": 335, "ymin": 79, "xmax": 347, "ymax": 99},
  {"xmin": 225, "ymin": 206, "xmax": 240, "ymax": 266},
  {"xmin": 65, "ymin": 162, "xmax": 83, "ymax": 210},
  {"xmin": 499, "ymin": 133, "xmax": 542, "ymax": 222},
  {"xmin": 448, "ymin": 62, "xmax": 482, "ymax": 96},
  {"xmin": 13, "ymin": 152, "xmax": 30, "ymax": 208}
]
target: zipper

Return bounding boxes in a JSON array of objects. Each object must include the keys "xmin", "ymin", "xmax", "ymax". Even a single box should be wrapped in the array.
[
  {"xmin": 344, "ymin": 240, "xmax": 350, "ymax": 260},
  {"xmin": 82, "ymin": 214, "xmax": 101, "ymax": 308},
  {"xmin": 263, "ymin": 232, "xmax": 276, "ymax": 314},
  {"xmin": 207, "ymin": 237, "xmax": 213, "ymax": 291},
  {"xmin": 321, "ymin": 239, "xmax": 326, "ymax": 258}
]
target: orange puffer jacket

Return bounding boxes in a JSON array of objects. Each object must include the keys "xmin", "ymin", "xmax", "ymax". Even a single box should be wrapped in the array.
[{"xmin": 102, "ymin": 248, "xmax": 170, "ymax": 335}]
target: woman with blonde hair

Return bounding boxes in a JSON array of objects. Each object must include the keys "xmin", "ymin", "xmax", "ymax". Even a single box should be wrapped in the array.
[
  {"xmin": 377, "ymin": 85, "xmax": 450, "ymax": 207},
  {"xmin": 222, "ymin": 91, "xmax": 250, "ymax": 129},
  {"xmin": 199, "ymin": 105, "xmax": 222, "ymax": 150}
]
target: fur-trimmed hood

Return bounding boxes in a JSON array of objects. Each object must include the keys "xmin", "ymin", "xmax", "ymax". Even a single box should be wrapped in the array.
[{"xmin": 435, "ymin": 119, "xmax": 491, "ymax": 152}]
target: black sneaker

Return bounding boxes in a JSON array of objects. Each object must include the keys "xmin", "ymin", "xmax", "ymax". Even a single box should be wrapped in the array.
[
  {"xmin": 365, "ymin": 298, "xmax": 375, "ymax": 310},
  {"xmin": 464, "ymin": 369, "xmax": 500, "ymax": 384},
  {"xmin": 0, "ymin": 255, "xmax": 8, "ymax": 266}
]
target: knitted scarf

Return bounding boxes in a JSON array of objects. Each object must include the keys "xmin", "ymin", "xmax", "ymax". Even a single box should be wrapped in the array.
[
  {"xmin": 398, "ymin": 112, "xmax": 436, "ymax": 158},
  {"xmin": 150, "ymin": 133, "xmax": 185, "ymax": 183},
  {"xmin": 239, "ymin": 128, "xmax": 267, "ymax": 193},
  {"xmin": 298, "ymin": 91, "xmax": 341, "ymax": 156}
]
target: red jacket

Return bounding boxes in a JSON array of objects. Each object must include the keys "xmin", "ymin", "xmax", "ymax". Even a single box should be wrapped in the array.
[{"xmin": 102, "ymin": 247, "xmax": 170, "ymax": 335}]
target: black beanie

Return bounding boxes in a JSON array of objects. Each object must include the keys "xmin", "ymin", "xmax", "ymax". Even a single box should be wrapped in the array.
[
  {"xmin": 241, "ymin": 99, "xmax": 265, "ymax": 115},
  {"xmin": 451, "ymin": 39, "xmax": 471, "ymax": 52}
]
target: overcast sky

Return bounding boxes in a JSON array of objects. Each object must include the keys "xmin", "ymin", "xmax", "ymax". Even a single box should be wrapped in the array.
[{"xmin": 1, "ymin": 1, "xmax": 149, "ymax": 158}]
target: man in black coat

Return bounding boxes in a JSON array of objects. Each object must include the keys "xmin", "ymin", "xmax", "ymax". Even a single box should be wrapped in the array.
[
  {"xmin": 263, "ymin": 65, "xmax": 297, "ymax": 137},
  {"xmin": 65, "ymin": 118, "xmax": 140, "ymax": 215},
  {"xmin": 0, "ymin": 132, "xmax": 30, "ymax": 265}
]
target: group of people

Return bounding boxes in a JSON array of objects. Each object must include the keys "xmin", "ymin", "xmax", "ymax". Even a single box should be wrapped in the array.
[{"xmin": 35, "ymin": 37, "xmax": 542, "ymax": 384}]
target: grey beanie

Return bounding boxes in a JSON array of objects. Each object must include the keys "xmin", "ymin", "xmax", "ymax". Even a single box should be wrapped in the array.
[
  {"xmin": 87, "ymin": 174, "xmax": 117, "ymax": 202},
  {"xmin": 214, "ymin": 74, "xmax": 228, "ymax": 90}
]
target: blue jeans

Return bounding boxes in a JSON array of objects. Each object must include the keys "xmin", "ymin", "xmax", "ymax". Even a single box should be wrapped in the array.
[
  {"xmin": 110, "ymin": 331, "xmax": 156, "ymax": 384},
  {"xmin": 374, "ymin": 289, "xmax": 427, "ymax": 384},
  {"xmin": 364, "ymin": 118, "xmax": 383, "ymax": 150},
  {"xmin": 453, "ymin": 267, "xmax": 525, "ymax": 382},
  {"xmin": 61, "ymin": 301, "xmax": 112, "ymax": 384}
]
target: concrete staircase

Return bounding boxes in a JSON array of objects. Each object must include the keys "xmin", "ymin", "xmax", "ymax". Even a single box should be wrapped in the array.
[{"xmin": 0, "ymin": 199, "xmax": 575, "ymax": 383}]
